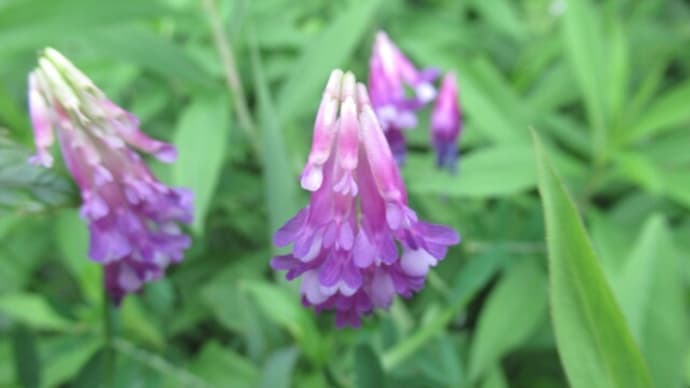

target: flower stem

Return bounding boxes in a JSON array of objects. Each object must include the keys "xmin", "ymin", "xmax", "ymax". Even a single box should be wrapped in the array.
[
  {"xmin": 201, "ymin": 0, "xmax": 259, "ymax": 151},
  {"xmin": 103, "ymin": 282, "xmax": 116, "ymax": 387}
]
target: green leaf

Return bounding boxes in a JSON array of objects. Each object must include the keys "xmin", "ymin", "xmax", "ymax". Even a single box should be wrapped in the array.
[
  {"xmin": 55, "ymin": 210, "xmax": 102, "ymax": 303},
  {"xmin": 71, "ymin": 348, "xmax": 105, "ymax": 388},
  {"xmin": 173, "ymin": 95, "xmax": 230, "ymax": 234},
  {"xmin": 532, "ymin": 129, "xmax": 652, "ymax": 388},
  {"xmin": 468, "ymin": 260, "xmax": 547, "ymax": 382},
  {"xmin": 354, "ymin": 344, "xmax": 385, "ymax": 388},
  {"xmin": 120, "ymin": 298, "xmax": 165, "ymax": 349},
  {"xmin": 480, "ymin": 365, "xmax": 508, "ymax": 388},
  {"xmin": 610, "ymin": 216, "xmax": 688, "ymax": 388},
  {"xmin": 11, "ymin": 325, "xmax": 40, "ymax": 388},
  {"xmin": 412, "ymin": 335, "xmax": 463, "ymax": 387},
  {"xmin": 242, "ymin": 281, "xmax": 325, "ymax": 365},
  {"xmin": 662, "ymin": 170, "xmax": 690, "ymax": 209},
  {"xmin": 457, "ymin": 58, "xmax": 529, "ymax": 143},
  {"xmin": 190, "ymin": 341, "xmax": 259, "ymax": 388},
  {"xmin": 469, "ymin": 0, "xmax": 526, "ymax": 41},
  {"xmin": 85, "ymin": 25, "xmax": 211, "ymax": 86},
  {"xmin": 0, "ymin": 0, "xmax": 171, "ymax": 54},
  {"xmin": 605, "ymin": 18, "xmax": 629, "ymax": 128},
  {"xmin": 405, "ymin": 144, "xmax": 535, "ymax": 197},
  {"xmin": 259, "ymin": 347, "xmax": 299, "ymax": 388},
  {"xmin": 626, "ymin": 79, "xmax": 690, "ymax": 142},
  {"xmin": 276, "ymin": 0, "xmax": 382, "ymax": 123},
  {"xmin": 614, "ymin": 152, "xmax": 665, "ymax": 194},
  {"xmin": 383, "ymin": 251, "xmax": 505, "ymax": 370},
  {"xmin": 199, "ymin": 255, "xmax": 264, "ymax": 333},
  {"xmin": 249, "ymin": 35, "xmax": 300, "ymax": 235},
  {"xmin": 0, "ymin": 293, "xmax": 72, "ymax": 331},
  {"xmin": 561, "ymin": 0, "xmax": 607, "ymax": 160},
  {"xmin": 41, "ymin": 335, "xmax": 101, "ymax": 388},
  {"xmin": 0, "ymin": 136, "xmax": 75, "ymax": 213}
]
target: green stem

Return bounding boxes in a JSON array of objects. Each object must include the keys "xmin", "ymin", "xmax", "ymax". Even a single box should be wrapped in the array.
[
  {"xmin": 103, "ymin": 282, "xmax": 116, "ymax": 387},
  {"xmin": 201, "ymin": 0, "xmax": 259, "ymax": 152},
  {"xmin": 381, "ymin": 296, "xmax": 466, "ymax": 370}
]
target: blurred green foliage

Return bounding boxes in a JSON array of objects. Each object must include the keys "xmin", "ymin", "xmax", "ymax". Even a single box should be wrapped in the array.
[{"xmin": 0, "ymin": 0, "xmax": 689, "ymax": 387}]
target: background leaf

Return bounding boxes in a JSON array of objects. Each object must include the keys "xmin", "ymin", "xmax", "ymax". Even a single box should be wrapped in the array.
[
  {"xmin": 0, "ymin": 293, "xmax": 72, "ymax": 331},
  {"xmin": 11, "ymin": 325, "xmax": 40, "ymax": 388},
  {"xmin": 0, "ymin": 136, "xmax": 74, "ymax": 213},
  {"xmin": 173, "ymin": 95, "xmax": 230, "ymax": 234},
  {"xmin": 561, "ymin": 0, "xmax": 607, "ymax": 159},
  {"xmin": 250, "ymin": 35, "xmax": 300, "ymax": 235},
  {"xmin": 355, "ymin": 344, "xmax": 385, "ymax": 388},
  {"xmin": 406, "ymin": 144, "xmax": 535, "ymax": 197},
  {"xmin": 276, "ymin": 0, "xmax": 382, "ymax": 123},
  {"xmin": 609, "ymin": 215, "xmax": 688, "ymax": 388},
  {"xmin": 259, "ymin": 347, "xmax": 299, "ymax": 388},
  {"xmin": 468, "ymin": 260, "xmax": 547, "ymax": 383}
]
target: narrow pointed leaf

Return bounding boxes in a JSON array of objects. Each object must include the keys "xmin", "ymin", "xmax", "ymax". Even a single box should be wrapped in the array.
[
  {"xmin": 532, "ymin": 130, "xmax": 652, "ymax": 388},
  {"xmin": 250, "ymin": 33, "xmax": 300, "ymax": 235},
  {"xmin": 276, "ymin": 0, "xmax": 381, "ymax": 123}
]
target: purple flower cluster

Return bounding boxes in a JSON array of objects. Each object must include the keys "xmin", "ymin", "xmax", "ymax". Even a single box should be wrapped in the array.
[
  {"xmin": 28, "ymin": 48, "xmax": 193, "ymax": 304},
  {"xmin": 368, "ymin": 31, "xmax": 462, "ymax": 172},
  {"xmin": 271, "ymin": 70, "xmax": 460, "ymax": 327}
]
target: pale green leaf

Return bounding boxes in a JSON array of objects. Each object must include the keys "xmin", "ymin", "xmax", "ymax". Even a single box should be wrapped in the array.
[
  {"xmin": 627, "ymin": 79, "xmax": 690, "ymax": 142},
  {"xmin": 259, "ymin": 347, "xmax": 299, "ymax": 388},
  {"xmin": 561, "ymin": 0, "xmax": 607, "ymax": 158},
  {"xmin": 405, "ymin": 144, "xmax": 535, "ymax": 197},
  {"xmin": 0, "ymin": 293, "xmax": 72, "ymax": 331},
  {"xmin": 612, "ymin": 216, "xmax": 688, "ymax": 388},
  {"xmin": 468, "ymin": 260, "xmax": 547, "ymax": 382},
  {"xmin": 173, "ymin": 95, "xmax": 230, "ymax": 234},
  {"xmin": 190, "ymin": 341, "xmax": 259, "ymax": 388}
]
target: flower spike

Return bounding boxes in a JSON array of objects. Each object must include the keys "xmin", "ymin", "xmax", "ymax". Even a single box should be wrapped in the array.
[
  {"xmin": 271, "ymin": 70, "xmax": 460, "ymax": 328},
  {"xmin": 28, "ymin": 48, "xmax": 193, "ymax": 304}
]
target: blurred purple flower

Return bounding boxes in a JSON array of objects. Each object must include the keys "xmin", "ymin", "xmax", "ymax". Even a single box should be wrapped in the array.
[
  {"xmin": 368, "ymin": 31, "xmax": 439, "ymax": 164},
  {"xmin": 28, "ymin": 48, "xmax": 193, "ymax": 304},
  {"xmin": 431, "ymin": 72, "xmax": 462, "ymax": 173},
  {"xmin": 271, "ymin": 70, "xmax": 460, "ymax": 328}
]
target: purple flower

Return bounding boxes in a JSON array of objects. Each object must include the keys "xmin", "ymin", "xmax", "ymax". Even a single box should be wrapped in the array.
[
  {"xmin": 272, "ymin": 70, "xmax": 460, "ymax": 328},
  {"xmin": 431, "ymin": 72, "xmax": 462, "ymax": 173},
  {"xmin": 368, "ymin": 31, "xmax": 439, "ymax": 164},
  {"xmin": 28, "ymin": 48, "xmax": 193, "ymax": 304}
]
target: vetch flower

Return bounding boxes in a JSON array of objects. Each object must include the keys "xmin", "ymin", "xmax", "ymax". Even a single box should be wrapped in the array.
[
  {"xmin": 28, "ymin": 48, "xmax": 193, "ymax": 304},
  {"xmin": 368, "ymin": 31, "xmax": 439, "ymax": 164},
  {"xmin": 271, "ymin": 69, "xmax": 460, "ymax": 328},
  {"xmin": 431, "ymin": 72, "xmax": 462, "ymax": 173}
]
